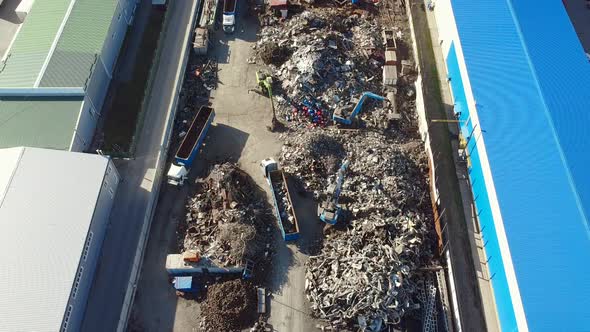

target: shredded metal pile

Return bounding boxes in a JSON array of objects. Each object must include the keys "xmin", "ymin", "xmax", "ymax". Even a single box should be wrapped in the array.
[
  {"xmin": 179, "ymin": 163, "xmax": 274, "ymax": 267},
  {"xmin": 256, "ymin": 3, "xmax": 439, "ymax": 331},
  {"xmin": 280, "ymin": 128, "xmax": 435, "ymax": 329},
  {"xmin": 201, "ymin": 279, "xmax": 257, "ymax": 331},
  {"xmin": 272, "ymin": 180, "xmax": 297, "ymax": 233},
  {"xmin": 279, "ymin": 131, "xmax": 346, "ymax": 194},
  {"xmin": 306, "ymin": 212, "xmax": 432, "ymax": 329},
  {"xmin": 267, "ymin": 11, "xmax": 436, "ymax": 326},
  {"xmin": 255, "ymin": 8, "xmax": 386, "ymax": 127}
]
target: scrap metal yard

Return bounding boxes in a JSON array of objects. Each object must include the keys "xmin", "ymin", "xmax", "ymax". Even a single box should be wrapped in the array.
[
  {"xmin": 130, "ymin": 0, "xmax": 465, "ymax": 331},
  {"xmin": 2, "ymin": 0, "xmax": 589, "ymax": 330}
]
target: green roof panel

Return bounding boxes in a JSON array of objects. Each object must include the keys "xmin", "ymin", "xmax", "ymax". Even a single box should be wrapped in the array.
[
  {"xmin": 0, "ymin": 97, "xmax": 83, "ymax": 150},
  {"xmin": 40, "ymin": 0, "xmax": 119, "ymax": 88},
  {"xmin": 0, "ymin": 0, "xmax": 72, "ymax": 88}
]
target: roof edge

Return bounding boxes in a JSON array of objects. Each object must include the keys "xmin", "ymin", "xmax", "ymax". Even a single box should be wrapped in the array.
[
  {"xmin": 0, "ymin": 88, "xmax": 85, "ymax": 97},
  {"xmin": 0, "ymin": 147, "xmax": 25, "ymax": 209}
]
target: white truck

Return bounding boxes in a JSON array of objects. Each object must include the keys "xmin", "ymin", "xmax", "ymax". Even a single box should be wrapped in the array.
[
  {"xmin": 167, "ymin": 106, "xmax": 215, "ymax": 185},
  {"xmin": 222, "ymin": 0, "xmax": 237, "ymax": 33}
]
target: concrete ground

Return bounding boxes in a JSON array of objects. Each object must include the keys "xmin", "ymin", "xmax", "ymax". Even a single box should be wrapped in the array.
[
  {"xmin": 131, "ymin": 7, "xmax": 321, "ymax": 332},
  {"xmin": 81, "ymin": 0, "xmax": 198, "ymax": 330},
  {"xmin": 0, "ymin": 0, "xmax": 23, "ymax": 58},
  {"xmin": 564, "ymin": 0, "xmax": 590, "ymax": 52}
]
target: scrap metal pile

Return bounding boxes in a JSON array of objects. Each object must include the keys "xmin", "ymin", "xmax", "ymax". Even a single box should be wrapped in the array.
[
  {"xmin": 201, "ymin": 279, "xmax": 257, "ymax": 331},
  {"xmin": 173, "ymin": 55, "xmax": 219, "ymax": 147},
  {"xmin": 255, "ymin": 8, "xmax": 385, "ymax": 128},
  {"xmin": 179, "ymin": 163, "xmax": 273, "ymax": 267},
  {"xmin": 279, "ymin": 131, "xmax": 346, "ymax": 195},
  {"xmin": 279, "ymin": 128, "xmax": 436, "ymax": 330},
  {"xmin": 259, "ymin": 6, "xmax": 438, "ymax": 330},
  {"xmin": 272, "ymin": 180, "xmax": 297, "ymax": 233}
]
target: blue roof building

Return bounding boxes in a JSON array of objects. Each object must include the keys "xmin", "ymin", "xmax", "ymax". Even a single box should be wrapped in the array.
[{"xmin": 432, "ymin": 0, "xmax": 590, "ymax": 330}]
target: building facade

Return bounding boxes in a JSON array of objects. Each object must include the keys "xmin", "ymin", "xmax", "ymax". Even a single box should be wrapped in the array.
[{"xmin": 432, "ymin": 0, "xmax": 590, "ymax": 331}]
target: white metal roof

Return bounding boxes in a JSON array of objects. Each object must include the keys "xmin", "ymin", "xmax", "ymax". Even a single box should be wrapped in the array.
[{"xmin": 0, "ymin": 147, "xmax": 109, "ymax": 331}]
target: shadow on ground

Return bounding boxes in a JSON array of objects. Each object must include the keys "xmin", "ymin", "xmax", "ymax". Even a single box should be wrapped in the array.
[{"xmin": 0, "ymin": 0, "xmax": 22, "ymax": 24}]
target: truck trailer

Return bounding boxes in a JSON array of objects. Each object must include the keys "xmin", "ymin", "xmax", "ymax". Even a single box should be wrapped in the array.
[
  {"xmin": 167, "ymin": 106, "xmax": 215, "ymax": 185},
  {"xmin": 261, "ymin": 158, "xmax": 300, "ymax": 241}
]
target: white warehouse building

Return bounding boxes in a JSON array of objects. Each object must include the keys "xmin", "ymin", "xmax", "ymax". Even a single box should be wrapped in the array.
[
  {"xmin": 0, "ymin": 147, "xmax": 120, "ymax": 331},
  {"xmin": 0, "ymin": 0, "xmax": 138, "ymax": 151}
]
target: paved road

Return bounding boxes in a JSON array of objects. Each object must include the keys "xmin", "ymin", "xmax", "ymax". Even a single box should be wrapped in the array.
[{"xmin": 81, "ymin": 1, "xmax": 198, "ymax": 331}]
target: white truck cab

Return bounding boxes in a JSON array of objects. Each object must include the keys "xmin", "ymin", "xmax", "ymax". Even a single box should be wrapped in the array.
[
  {"xmin": 167, "ymin": 163, "xmax": 189, "ymax": 186},
  {"xmin": 260, "ymin": 158, "xmax": 277, "ymax": 182},
  {"xmin": 223, "ymin": 14, "xmax": 235, "ymax": 33}
]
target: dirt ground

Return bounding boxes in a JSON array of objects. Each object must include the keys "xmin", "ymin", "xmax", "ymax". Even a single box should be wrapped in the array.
[{"xmin": 130, "ymin": 7, "xmax": 322, "ymax": 332}]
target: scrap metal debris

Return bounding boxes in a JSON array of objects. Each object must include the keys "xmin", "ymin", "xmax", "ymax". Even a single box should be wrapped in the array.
[
  {"xmin": 277, "ymin": 122, "xmax": 437, "ymax": 330},
  {"xmin": 179, "ymin": 163, "xmax": 274, "ymax": 267},
  {"xmin": 173, "ymin": 54, "xmax": 219, "ymax": 150},
  {"xmin": 254, "ymin": 8, "xmax": 388, "ymax": 128},
  {"xmin": 306, "ymin": 212, "xmax": 433, "ymax": 329},
  {"xmin": 262, "ymin": 5, "xmax": 439, "ymax": 328},
  {"xmin": 272, "ymin": 180, "xmax": 297, "ymax": 233},
  {"xmin": 279, "ymin": 131, "xmax": 346, "ymax": 195},
  {"xmin": 201, "ymin": 279, "xmax": 257, "ymax": 331}
]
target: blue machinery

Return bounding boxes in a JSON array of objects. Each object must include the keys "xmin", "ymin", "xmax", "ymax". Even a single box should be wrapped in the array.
[
  {"xmin": 332, "ymin": 92, "xmax": 388, "ymax": 125},
  {"xmin": 318, "ymin": 160, "xmax": 350, "ymax": 224}
]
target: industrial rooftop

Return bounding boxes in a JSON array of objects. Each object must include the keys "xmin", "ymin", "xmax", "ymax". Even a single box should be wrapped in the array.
[
  {"xmin": 0, "ymin": 97, "xmax": 83, "ymax": 150},
  {"xmin": 450, "ymin": 0, "xmax": 590, "ymax": 330},
  {"xmin": 0, "ymin": 0, "xmax": 120, "ymax": 90},
  {"xmin": 0, "ymin": 147, "xmax": 110, "ymax": 331}
]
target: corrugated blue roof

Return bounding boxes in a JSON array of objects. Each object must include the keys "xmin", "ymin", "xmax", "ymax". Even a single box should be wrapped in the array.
[{"xmin": 451, "ymin": 0, "xmax": 590, "ymax": 330}]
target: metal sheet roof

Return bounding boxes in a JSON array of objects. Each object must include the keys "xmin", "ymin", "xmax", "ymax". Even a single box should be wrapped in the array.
[
  {"xmin": 0, "ymin": 0, "xmax": 121, "ymax": 89},
  {"xmin": 40, "ymin": 0, "xmax": 119, "ymax": 88},
  {"xmin": 0, "ymin": 147, "xmax": 108, "ymax": 331},
  {"xmin": 0, "ymin": 0, "xmax": 72, "ymax": 88},
  {"xmin": 451, "ymin": 0, "xmax": 590, "ymax": 330},
  {"xmin": 0, "ymin": 97, "xmax": 83, "ymax": 150}
]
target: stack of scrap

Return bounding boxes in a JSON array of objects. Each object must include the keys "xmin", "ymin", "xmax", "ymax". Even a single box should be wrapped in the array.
[
  {"xmin": 174, "ymin": 56, "xmax": 219, "ymax": 146},
  {"xmin": 279, "ymin": 131, "xmax": 346, "ymax": 195},
  {"xmin": 179, "ymin": 163, "xmax": 273, "ymax": 267},
  {"xmin": 272, "ymin": 180, "xmax": 296, "ymax": 233},
  {"xmin": 193, "ymin": 27, "xmax": 209, "ymax": 55},
  {"xmin": 254, "ymin": 8, "xmax": 386, "ymax": 128},
  {"xmin": 255, "ymin": 3, "xmax": 436, "ymax": 330},
  {"xmin": 306, "ymin": 212, "xmax": 430, "ymax": 330},
  {"xmin": 303, "ymin": 135, "xmax": 435, "ymax": 330},
  {"xmin": 201, "ymin": 279, "xmax": 257, "ymax": 331}
]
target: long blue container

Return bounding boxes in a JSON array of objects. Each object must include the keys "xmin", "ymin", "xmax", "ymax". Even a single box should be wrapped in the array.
[
  {"xmin": 174, "ymin": 106, "xmax": 215, "ymax": 166},
  {"xmin": 268, "ymin": 170, "xmax": 300, "ymax": 241}
]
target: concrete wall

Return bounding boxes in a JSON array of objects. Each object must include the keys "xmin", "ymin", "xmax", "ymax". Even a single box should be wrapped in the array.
[
  {"xmin": 70, "ymin": 97, "xmax": 99, "ymax": 152},
  {"xmin": 101, "ymin": 0, "xmax": 137, "ymax": 73},
  {"xmin": 86, "ymin": 48, "xmax": 111, "ymax": 114},
  {"xmin": 432, "ymin": 0, "xmax": 456, "ymax": 60},
  {"xmin": 60, "ymin": 160, "xmax": 120, "ymax": 331},
  {"xmin": 75, "ymin": 0, "xmax": 137, "ymax": 152}
]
